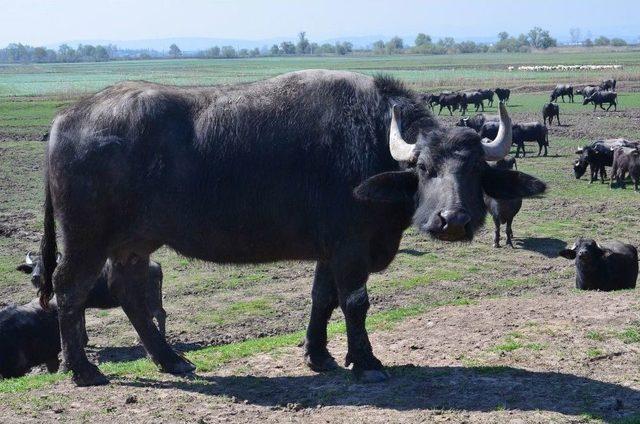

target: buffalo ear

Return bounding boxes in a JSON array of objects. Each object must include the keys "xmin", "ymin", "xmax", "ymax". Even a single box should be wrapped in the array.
[
  {"xmin": 482, "ymin": 167, "xmax": 546, "ymax": 200},
  {"xmin": 558, "ymin": 249, "xmax": 576, "ymax": 260},
  {"xmin": 354, "ymin": 170, "xmax": 418, "ymax": 204},
  {"xmin": 16, "ymin": 264, "xmax": 34, "ymax": 274}
]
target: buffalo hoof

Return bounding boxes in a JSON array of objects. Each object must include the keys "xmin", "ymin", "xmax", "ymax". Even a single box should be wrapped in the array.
[
  {"xmin": 355, "ymin": 369, "xmax": 390, "ymax": 383},
  {"xmin": 493, "ymin": 243, "xmax": 500, "ymax": 248},
  {"xmin": 72, "ymin": 364, "xmax": 109, "ymax": 387},
  {"xmin": 160, "ymin": 356, "xmax": 196, "ymax": 375},
  {"xmin": 304, "ymin": 353, "xmax": 339, "ymax": 372}
]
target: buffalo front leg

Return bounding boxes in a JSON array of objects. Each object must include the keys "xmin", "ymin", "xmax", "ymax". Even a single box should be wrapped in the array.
[
  {"xmin": 332, "ymin": 249, "xmax": 387, "ymax": 383},
  {"xmin": 505, "ymin": 218, "xmax": 515, "ymax": 247},
  {"xmin": 304, "ymin": 261, "xmax": 339, "ymax": 372},
  {"xmin": 109, "ymin": 255, "xmax": 195, "ymax": 375},
  {"xmin": 55, "ymin": 253, "xmax": 109, "ymax": 386}
]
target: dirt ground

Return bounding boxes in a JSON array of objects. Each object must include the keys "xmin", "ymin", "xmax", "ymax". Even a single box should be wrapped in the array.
[{"xmin": 1, "ymin": 292, "xmax": 639, "ymax": 423}]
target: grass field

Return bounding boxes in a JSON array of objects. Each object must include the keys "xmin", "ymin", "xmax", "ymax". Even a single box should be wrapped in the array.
[{"xmin": 1, "ymin": 51, "xmax": 639, "ymax": 423}]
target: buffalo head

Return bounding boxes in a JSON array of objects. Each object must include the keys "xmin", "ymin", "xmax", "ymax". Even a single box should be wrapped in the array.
[{"xmin": 355, "ymin": 103, "xmax": 545, "ymax": 242}]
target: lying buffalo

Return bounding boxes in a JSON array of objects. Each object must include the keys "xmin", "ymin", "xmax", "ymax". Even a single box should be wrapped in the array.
[
  {"xmin": 39, "ymin": 70, "xmax": 545, "ymax": 386},
  {"xmin": 550, "ymin": 84, "xmax": 574, "ymax": 103},
  {"xmin": 456, "ymin": 113, "xmax": 498, "ymax": 133},
  {"xmin": 542, "ymin": 103, "xmax": 560, "ymax": 126},
  {"xmin": 559, "ymin": 238, "xmax": 637, "ymax": 291},
  {"xmin": 583, "ymin": 91, "xmax": 617, "ymax": 111},
  {"xmin": 512, "ymin": 122, "xmax": 549, "ymax": 157},
  {"xmin": 18, "ymin": 253, "xmax": 166, "ymax": 338},
  {"xmin": 495, "ymin": 88, "xmax": 510, "ymax": 103}
]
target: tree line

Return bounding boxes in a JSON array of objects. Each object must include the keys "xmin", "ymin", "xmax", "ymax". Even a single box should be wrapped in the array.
[{"xmin": 0, "ymin": 28, "xmax": 631, "ymax": 64}]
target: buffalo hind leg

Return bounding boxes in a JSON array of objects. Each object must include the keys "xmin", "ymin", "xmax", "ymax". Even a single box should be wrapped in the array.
[
  {"xmin": 505, "ymin": 218, "xmax": 515, "ymax": 247},
  {"xmin": 304, "ymin": 261, "xmax": 339, "ymax": 372},
  {"xmin": 332, "ymin": 246, "xmax": 386, "ymax": 382},
  {"xmin": 492, "ymin": 216, "xmax": 501, "ymax": 248},
  {"xmin": 109, "ymin": 254, "xmax": 195, "ymax": 375},
  {"xmin": 45, "ymin": 357, "xmax": 60, "ymax": 373},
  {"xmin": 55, "ymin": 252, "xmax": 109, "ymax": 386}
]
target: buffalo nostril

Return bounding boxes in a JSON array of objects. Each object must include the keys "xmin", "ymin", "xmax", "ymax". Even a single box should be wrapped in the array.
[{"xmin": 439, "ymin": 209, "xmax": 471, "ymax": 229}]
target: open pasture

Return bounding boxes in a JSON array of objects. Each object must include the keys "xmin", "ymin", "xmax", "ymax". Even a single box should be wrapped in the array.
[{"xmin": 0, "ymin": 52, "xmax": 639, "ymax": 423}]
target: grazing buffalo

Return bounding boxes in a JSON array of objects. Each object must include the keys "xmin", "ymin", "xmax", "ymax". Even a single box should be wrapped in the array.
[
  {"xmin": 573, "ymin": 139, "xmax": 636, "ymax": 183},
  {"xmin": 0, "ymin": 299, "xmax": 60, "ymax": 378},
  {"xmin": 17, "ymin": 253, "xmax": 166, "ymax": 337},
  {"xmin": 460, "ymin": 91, "xmax": 485, "ymax": 115},
  {"xmin": 40, "ymin": 71, "xmax": 545, "ymax": 386},
  {"xmin": 478, "ymin": 89, "xmax": 495, "ymax": 107},
  {"xmin": 550, "ymin": 84, "xmax": 574, "ymax": 103},
  {"xmin": 438, "ymin": 92, "xmax": 464, "ymax": 115},
  {"xmin": 456, "ymin": 113, "xmax": 498, "ymax": 133},
  {"xmin": 495, "ymin": 88, "xmax": 510, "ymax": 103},
  {"xmin": 559, "ymin": 238, "xmax": 637, "ymax": 291},
  {"xmin": 576, "ymin": 85, "xmax": 600, "ymax": 99},
  {"xmin": 512, "ymin": 122, "xmax": 548, "ymax": 157},
  {"xmin": 583, "ymin": 91, "xmax": 617, "ymax": 111},
  {"xmin": 599, "ymin": 79, "xmax": 617, "ymax": 91},
  {"xmin": 611, "ymin": 146, "xmax": 640, "ymax": 191},
  {"xmin": 484, "ymin": 158, "xmax": 521, "ymax": 248},
  {"xmin": 542, "ymin": 103, "xmax": 560, "ymax": 126}
]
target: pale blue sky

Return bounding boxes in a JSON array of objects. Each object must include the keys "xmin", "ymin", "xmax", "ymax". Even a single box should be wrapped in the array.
[{"xmin": 1, "ymin": 0, "xmax": 638, "ymax": 46}]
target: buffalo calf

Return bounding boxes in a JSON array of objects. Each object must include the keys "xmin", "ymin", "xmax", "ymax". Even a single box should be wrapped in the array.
[
  {"xmin": 559, "ymin": 238, "xmax": 638, "ymax": 291},
  {"xmin": 611, "ymin": 146, "xmax": 640, "ymax": 191},
  {"xmin": 484, "ymin": 158, "xmax": 521, "ymax": 248},
  {"xmin": 0, "ymin": 299, "xmax": 60, "ymax": 378},
  {"xmin": 542, "ymin": 103, "xmax": 560, "ymax": 126}
]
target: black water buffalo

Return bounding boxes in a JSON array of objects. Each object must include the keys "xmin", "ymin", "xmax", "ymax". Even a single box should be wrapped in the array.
[
  {"xmin": 599, "ymin": 79, "xmax": 617, "ymax": 91},
  {"xmin": 455, "ymin": 113, "xmax": 498, "ymax": 133},
  {"xmin": 480, "ymin": 121, "xmax": 500, "ymax": 140},
  {"xmin": 484, "ymin": 158, "xmax": 521, "ymax": 248},
  {"xmin": 40, "ymin": 71, "xmax": 544, "ymax": 386},
  {"xmin": 611, "ymin": 146, "xmax": 640, "ymax": 190},
  {"xmin": 478, "ymin": 89, "xmax": 495, "ymax": 107},
  {"xmin": 460, "ymin": 91, "xmax": 485, "ymax": 115},
  {"xmin": 573, "ymin": 139, "xmax": 636, "ymax": 183},
  {"xmin": 495, "ymin": 88, "xmax": 510, "ymax": 103},
  {"xmin": 512, "ymin": 122, "xmax": 548, "ymax": 157},
  {"xmin": 542, "ymin": 103, "xmax": 560, "ymax": 126},
  {"xmin": 17, "ymin": 253, "xmax": 166, "ymax": 337},
  {"xmin": 583, "ymin": 91, "xmax": 617, "ymax": 111},
  {"xmin": 419, "ymin": 93, "xmax": 440, "ymax": 110},
  {"xmin": 438, "ymin": 92, "xmax": 464, "ymax": 115},
  {"xmin": 559, "ymin": 238, "xmax": 637, "ymax": 291},
  {"xmin": 0, "ymin": 299, "xmax": 60, "ymax": 378},
  {"xmin": 576, "ymin": 85, "xmax": 600, "ymax": 99},
  {"xmin": 550, "ymin": 84, "xmax": 574, "ymax": 103}
]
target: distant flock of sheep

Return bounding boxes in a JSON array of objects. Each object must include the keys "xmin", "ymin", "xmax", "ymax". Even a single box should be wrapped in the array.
[{"xmin": 508, "ymin": 64, "xmax": 623, "ymax": 72}]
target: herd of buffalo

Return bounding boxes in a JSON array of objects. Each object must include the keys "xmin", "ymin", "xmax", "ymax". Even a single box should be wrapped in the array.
[{"xmin": 0, "ymin": 71, "xmax": 637, "ymax": 385}]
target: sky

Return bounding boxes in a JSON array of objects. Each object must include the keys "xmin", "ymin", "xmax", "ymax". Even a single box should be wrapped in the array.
[{"xmin": 1, "ymin": 0, "xmax": 639, "ymax": 47}]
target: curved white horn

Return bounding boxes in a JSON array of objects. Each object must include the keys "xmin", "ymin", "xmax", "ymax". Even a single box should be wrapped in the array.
[
  {"xmin": 26, "ymin": 252, "xmax": 34, "ymax": 265},
  {"xmin": 389, "ymin": 105, "xmax": 416, "ymax": 162},
  {"xmin": 481, "ymin": 102, "xmax": 512, "ymax": 161},
  {"xmin": 56, "ymin": 252, "xmax": 62, "ymax": 263}
]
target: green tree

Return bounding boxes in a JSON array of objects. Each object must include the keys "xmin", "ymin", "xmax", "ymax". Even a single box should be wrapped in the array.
[
  {"xmin": 203, "ymin": 46, "xmax": 220, "ymax": 58},
  {"xmin": 296, "ymin": 31, "xmax": 310, "ymax": 54},
  {"xmin": 611, "ymin": 38, "xmax": 627, "ymax": 46},
  {"xmin": 415, "ymin": 33, "xmax": 432, "ymax": 46},
  {"xmin": 583, "ymin": 38, "xmax": 593, "ymax": 47},
  {"xmin": 168, "ymin": 44, "xmax": 182, "ymax": 58},
  {"xmin": 57, "ymin": 44, "xmax": 76, "ymax": 62},
  {"xmin": 527, "ymin": 27, "xmax": 556, "ymax": 49},
  {"xmin": 594, "ymin": 36, "xmax": 610, "ymax": 46},
  {"xmin": 270, "ymin": 44, "xmax": 280, "ymax": 55},
  {"xmin": 279, "ymin": 41, "xmax": 295, "ymax": 54},
  {"xmin": 221, "ymin": 46, "xmax": 237, "ymax": 58},
  {"xmin": 385, "ymin": 36, "xmax": 404, "ymax": 53}
]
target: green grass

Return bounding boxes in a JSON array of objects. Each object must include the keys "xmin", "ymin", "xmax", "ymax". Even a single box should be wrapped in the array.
[
  {"xmin": 586, "ymin": 330, "xmax": 606, "ymax": 341},
  {"xmin": 196, "ymin": 298, "xmax": 276, "ymax": 326},
  {"xmin": 618, "ymin": 326, "xmax": 640, "ymax": 344},
  {"xmin": 586, "ymin": 347, "xmax": 604, "ymax": 358}
]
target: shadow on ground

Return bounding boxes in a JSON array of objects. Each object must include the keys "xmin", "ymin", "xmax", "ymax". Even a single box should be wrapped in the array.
[
  {"xmin": 120, "ymin": 365, "xmax": 639, "ymax": 422},
  {"xmin": 91, "ymin": 341, "xmax": 205, "ymax": 363},
  {"xmin": 517, "ymin": 237, "xmax": 567, "ymax": 258}
]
